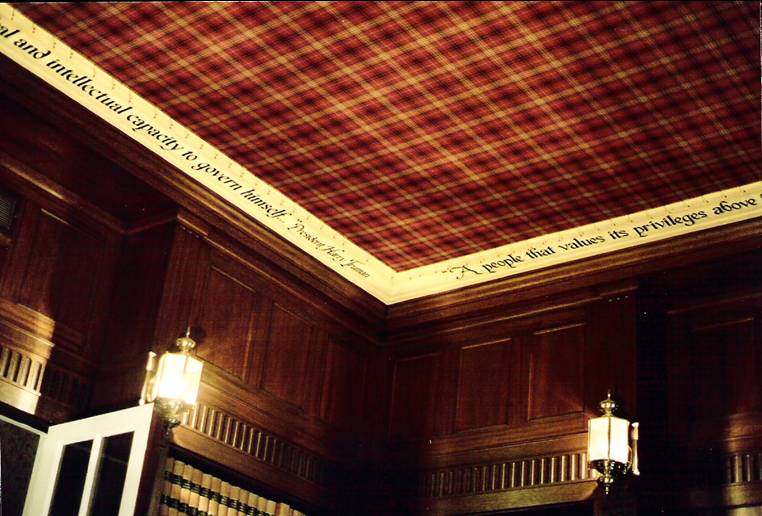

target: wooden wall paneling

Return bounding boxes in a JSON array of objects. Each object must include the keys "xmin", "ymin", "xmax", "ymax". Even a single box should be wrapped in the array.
[
  {"xmin": 0, "ymin": 93, "xmax": 173, "ymax": 228},
  {"xmin": 361, "ymin": 347, "xmax": 394, "ymax": 461},
  {"xmin": 100, "ymin": 221, "xmax": 177, "ymax": 363},
  {"xmin": 388, "ymin": 351, "xmax": 443, "ymax": 441},
  {"xmin": 0, "ymin": 200, "xmax": 118, "ymax": 360},
  {"xmin": 525, "ymin": 322, "xmax": 586, "ymax": 423},
  {"xmin": 90, "ymin": 216, "xmax": 216, "ymax": 412},
  {"xmin": 88, "ymin": 220, "xmax": 177, "ymax": 411},
  {"xmin": 0, "ymin": 176, "xmax": 122, "ymax": 419},
  {"xmin": 203, "ymin": 227, "xmax": 384, "ymax": 349},
  {"xmin": 192, "ymin": 259, "xmax": 263, "ymax": 382},
  {"xmin": 638, "ymin": 255, "xmax": 762, "ymax": 513},
  {"xmin": 584, "ymin": 285, "xmax": 638, "ymax": 415},
  {"xmin": 666, "ymin": 294, "xmax": 762, "ymax": 445},
  {"xmin": 259, "ymin": 302, "xmax": 315, "ymax": 411},
  {"xmin": 152, "ymin": 219, "xmax": 212, "ymax": 349},
  {"xmin": 318, "ymin": 336, "xmax": 368, "ymax": 433},
  {"xmin": 453, "ymin": 337, "xmax": 515, "ymax": 433}
]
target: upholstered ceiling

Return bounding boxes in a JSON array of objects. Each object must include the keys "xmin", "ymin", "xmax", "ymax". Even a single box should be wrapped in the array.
[{"xmin": 4, "ymin": 1, "xmax": 761, "ymax": 302}]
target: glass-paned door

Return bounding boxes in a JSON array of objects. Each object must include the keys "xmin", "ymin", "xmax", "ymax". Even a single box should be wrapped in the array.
[{"xmin": 23, "ymin": 403, "xmax": 156, "ymax": 516}]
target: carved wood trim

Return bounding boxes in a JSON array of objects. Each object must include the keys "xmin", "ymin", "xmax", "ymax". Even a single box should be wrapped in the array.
[
  {"xmin": 419, "ymin": 449, "xmax": 592, "ymax": 499},
  {"xmin": 0, "ymin": 298, "xmax": 82, "ymax": 355},
  {"xmin": 0, "ymin": 342, "xmax": 44, "ymax": 393},
  {"xmin": 0, "ymin": 341, "xmax": 90, "ymax": 415},
  {"xmin": 180, "ymin": 402, "xmax": 335, "ymax": 486},
  {"xmin": 724, "ymin": 450, "xmax": 762, "ymax": 485}
]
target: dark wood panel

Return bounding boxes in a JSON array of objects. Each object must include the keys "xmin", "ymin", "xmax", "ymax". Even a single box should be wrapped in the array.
[
  {"xmin": 0, "ymin": 198, "xmax": 119, "ymax": 365},
  {"xmin": 0, "ymin": 94, "xmax": 173, "ymax": 227},
  {"xmin": 454, "ymin": 338, "xmax": 514, "ymax": 432},
  {"xmin": 260, "ymin": 304, "xmax": 314, "ymax": 409},
  {"xmin": 690, "ymin": 317, "xmax": 759, "ymax": 417},
  {"xmin": 668, "ymin": 313, "xmax": 762, "ymax": 436},
  {"xmin": 389, "ymin": 352, "xmax": 441, "ymax": 440},
  {"xmin": 15, "ymin": 210, "xmax": 102, "ymax": 338},
  {"xmin": 526, "ymin": 324, "xmax": 585, "ymax": 421},
  {"xmin": 319, "ymin": 337, "xmax": 367, "ymax": 432},
  {"xmin": 195, "ymin": 266, "xmax": 261, "ymax": 381}
]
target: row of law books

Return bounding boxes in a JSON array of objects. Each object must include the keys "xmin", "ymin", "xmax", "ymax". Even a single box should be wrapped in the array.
[{"xmin": 160, "ymin": 457, "xmax": 306, "ymax": 516}]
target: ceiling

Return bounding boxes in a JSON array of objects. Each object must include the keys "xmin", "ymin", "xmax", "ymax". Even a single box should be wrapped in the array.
[{"xmin": 10, "ymin": 2, "xmax": 762, "ymax": 284}]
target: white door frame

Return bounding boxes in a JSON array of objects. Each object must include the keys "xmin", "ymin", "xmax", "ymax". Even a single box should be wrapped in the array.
[{"xmin": 23, "ymin": 403, "xmax": 156, "ymax": 516}]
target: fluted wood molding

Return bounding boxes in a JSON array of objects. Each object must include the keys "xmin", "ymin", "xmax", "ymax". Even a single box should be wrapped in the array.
[
  {"xmin": 180, "ymin": 402, "xmax": 335, "ymax": 486},
  {"xmin": 420, "ymin": 449, "xmax": 592, "ymax": 499}
]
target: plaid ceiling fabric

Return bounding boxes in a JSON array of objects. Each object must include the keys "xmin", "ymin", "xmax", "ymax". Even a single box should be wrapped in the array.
[{"xmin": 17, "ymin": 1, "xmax": 761, "ymax": 270}]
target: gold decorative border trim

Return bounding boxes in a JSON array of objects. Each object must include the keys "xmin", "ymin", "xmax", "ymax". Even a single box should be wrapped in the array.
[{"xmin": 2, "ymin": 6, "xmax": 760, "ymax": 304}]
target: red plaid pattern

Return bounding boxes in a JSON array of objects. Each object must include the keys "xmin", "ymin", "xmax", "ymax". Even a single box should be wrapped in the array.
[{"xmin": 17, "ymin": 2, "xmax": 761, "ymax": 270}]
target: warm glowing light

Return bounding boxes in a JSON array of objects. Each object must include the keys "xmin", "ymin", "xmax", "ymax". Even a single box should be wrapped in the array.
[
  {"xmin": 587, "ymin": 391, "xmax": 640, "ymax": 494},
  {"xmin": 140, "ymin": 329, "xmax": 204, "ymax": 430},
  {"xmin": 152, "ymin": 352, "xmax": 203, "ymax": 405},
  {"xmin": 588, "ymin": 415, "xmax": 631, "ymax": 464}
]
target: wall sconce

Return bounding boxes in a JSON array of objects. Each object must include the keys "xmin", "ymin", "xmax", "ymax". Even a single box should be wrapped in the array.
[
  {"xmin": 140, "ymin": 328, "xmax": 204, "ymax": 430},
  {"xmin": 587, "ymin": 391, "xmax": 640, "ymax": 494}
]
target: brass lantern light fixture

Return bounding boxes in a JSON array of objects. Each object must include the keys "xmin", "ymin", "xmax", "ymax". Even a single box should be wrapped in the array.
[
  {"xmin": 140, "ymin": 328, "xmax": 204, "ymax": 431},
  {"xmin": 587, "ymin": 391, "xmax": 640, "ymax": 494}
]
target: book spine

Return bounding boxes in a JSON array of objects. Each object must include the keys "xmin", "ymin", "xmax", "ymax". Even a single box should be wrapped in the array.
[
  {"xmin": 198, "ymin": 473, "xmax": 212, "ymax": 515},
  {"xmin": 208, "ymin": 475, "xmax": 222, "ymax": 515},
  {"xmin": 245, "ymin": 490, "xmax": 259, "ymax": 516},
  {"xmin": 179, "ymin": 463, "xmax": 194, "ymax": 514},
  {"xmin": 169, "ymin": 459, "xmax": 185, "ymax": 516},
  {"xmin": 219, "ymin": 480, "xmax": 231, "ymax": 514},
  {"xmin": 256, "ymin": 495, "xmax": 269, "ymax": 515},
  {"xmin": 189, "ymin": 466, "xmax": 203, "ymax": 514},
  {"xmin": 227, "ymin": 485, "xmax": 240, "ymax": 516},
  {"xmin": 159, "ymin": 457, "xmax": 174, "ymax": 516}
]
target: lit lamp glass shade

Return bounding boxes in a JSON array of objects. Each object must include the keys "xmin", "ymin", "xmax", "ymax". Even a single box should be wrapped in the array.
[
  {"xmin": 141, "ymin": 329, "xmax": 204, "ymax": 429},
  {"xmin": 587, "ymin": 392, "xmax": 639, "ymax": 494},
  {"xmin": 588, "ymin": 415, "xmax": 631, "ymax": 464},
  {"xmin": 151, "ymin": 351, "xmax": 203, "ymax": 406}
]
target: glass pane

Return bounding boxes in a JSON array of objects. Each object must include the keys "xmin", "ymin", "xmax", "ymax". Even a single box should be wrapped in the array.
[
  {"xmin": 49, "ymin": 439, "xmax": 93, "ymax": 516},
  {"xmin": 89, "ymin": 432, "xmax": 134, "ymax": 516}
]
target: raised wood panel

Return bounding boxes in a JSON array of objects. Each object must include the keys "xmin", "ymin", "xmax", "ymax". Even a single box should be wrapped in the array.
[
  {"xmin": 669, "ymin": 313, "xmax": 762, "ymax": 435},
  {"xmin": 527, "ymin": 323, "xmax": 585, "ymax": 421},
  {"xmin": 101, "ymin": 222, "xmax": 175, "ymax": 362},
  {"xmin": 15, "ymin": 210, "xmax": 100, "ymax": 335},
  {"xmin": 454, "ymin": 338, "xmax": 515, "ymax": 432},
  {"xmin": 319, "ymin": 337, "xmax": 367, "ymax": 432},
  {"xmin": 0, "ymin": 94, "xmax": 173, "ymax": 227},
  {"xmin": 195, "ymin": 266, "xmax": 261, "ymax": 381},
  {"xmin": 690, "ymin": 317, "xmax": 759, "ymax": 417},
  {"xmin": 0, "ymin": 202, "xmax": 118, "ymax": 362},
  {"xmin": 260, "ymin": 304, "xmax": 314, "ymax": 409},
  {"xmin": 389, "ymin": 352, "xmax": 441, "ymax": 440}
]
